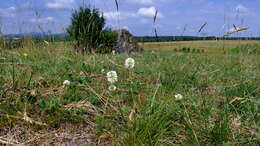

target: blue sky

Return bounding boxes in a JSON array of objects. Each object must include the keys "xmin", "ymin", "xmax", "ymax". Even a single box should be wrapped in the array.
[{"xmin": 0, "ymin": 0, "xmax": 260, "ymax": 36}]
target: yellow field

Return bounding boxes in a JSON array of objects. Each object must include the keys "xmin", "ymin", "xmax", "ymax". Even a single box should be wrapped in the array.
[{"xmin": 142, "ymin": 40, "xmax": 260, "ymax": 53}]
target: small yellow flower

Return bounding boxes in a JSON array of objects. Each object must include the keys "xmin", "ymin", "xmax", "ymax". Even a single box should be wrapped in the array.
[{"xmin": 23, "ymin": 53, "xmax": 29, "ymax": 57}]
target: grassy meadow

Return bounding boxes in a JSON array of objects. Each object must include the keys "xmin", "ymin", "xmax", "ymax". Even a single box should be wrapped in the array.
[{"xmin": 0, "ymin": 40, "xmax": 259, "ymax": 145}]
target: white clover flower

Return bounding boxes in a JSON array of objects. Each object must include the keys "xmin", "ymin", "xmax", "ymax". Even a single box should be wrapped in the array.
[
  {"xmin": 108, "ymin": 85, "xmax": 117, "ymax": 91},
  {"xmin": 101, "ymin": 69, "xmax": 105, "ymax": 74},
  {"xmin": 79, "ymin": 71, "xmax": 84, "ymax": 76},
  {"xmin": 63, "ymin": 80, "xmax": 71, "ymax": 86},
  {"xmin": 112, "ymin": 50, "xmax": 116, "ymax": 55},
  {"xmin": 125, "ymin": 58, "xmax": 135, "ymax": 69},
  {"xmin": 175, "ymin": 94, "xmax": 183, "ymax": 100},
  {"xmin": 106, "ymin": 71, "xmax": 118, "ymax": 84},
  {"xmin": 44, "ymin": 40, "xmax": 49, "ymax": 45}
]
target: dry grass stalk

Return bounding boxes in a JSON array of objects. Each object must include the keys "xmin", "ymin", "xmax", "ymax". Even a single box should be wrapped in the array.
[
  {"xmin": 85, "ymin": 84, "xmax": 120, "ymax": 113},
  {"xmin": 0, "ymin": 112, "xmax": 47, "ymax": 126},
  {"xmin": 128, "ymin": 109, "xmax": 135, "ymax": 122},
  {"xmin": 22, "ymin": 112, "xmax": 47, "ymax": 126},
  {"xmin": 64, "ymin": 100, "xmax": 98, "ymax": 113},
  {"xmin": 151, "ymin": 73, "xmax": 161, "ymax": 107},
  {"xmin": 0, "ymin": 137, "xmax": 21, "ymax": 145},
  {"xmin": 224, "ymin": 27, "xmax": 249, "ymax": 37}
]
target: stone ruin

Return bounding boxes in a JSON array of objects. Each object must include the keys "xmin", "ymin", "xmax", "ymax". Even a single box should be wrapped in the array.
[{"xmin": 115, "ymin": 29, "xmax": 142, "ymax": 54}]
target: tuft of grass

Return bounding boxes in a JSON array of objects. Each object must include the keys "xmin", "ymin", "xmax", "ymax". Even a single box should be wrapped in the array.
[{"xmin": 228, "ymin": 44, "xmax": 260, "ymax": 55}]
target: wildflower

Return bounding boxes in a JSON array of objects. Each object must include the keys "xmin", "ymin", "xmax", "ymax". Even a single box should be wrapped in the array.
[
  {"xmin": 23, "ymin": 53, "xmax": 29, "ymax": 57},
  {"xmin": 79, "ymin": 71, "xmax": 84, "ymax": 76},
  {"xmin": 106, "ymin": 71, "xmax": 118, "ymax": 84},
  {"xmin": 125, "ymin": 58, "xmax": 135, "ymax": 69},
  {"xmin": 44, "ymin": 40, "xmax": 49, "ymax": 45},
  {"xmin": 231, "ymin": 115, "xmax": 241, "ymax": 131},
  {"xmin": 63, "ymin": 80, "xmax": 71, "ymax": 86},
  {"xmin": 112, "ymin": 50, "xmax": 116, "ymax": 55},
  {"xmin": 108, "ymin": 85, "xmax": 117, "ymax": 91},
  {"xmin": 101, "ymin": 69, "xmax": 105, "ymax": 74},
  {"xmin": 175, "ymin": 94, "xmax": 183, "ymax": 100}
]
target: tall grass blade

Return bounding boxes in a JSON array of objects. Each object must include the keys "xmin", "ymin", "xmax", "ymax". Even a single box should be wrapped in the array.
[
  {"xmin": 153, "ymin": 10, "xmax": 158, "ymax": 24},
  {"xmin": 114, "ymin": 0, "xmax": 119, "ymax": 11},
  {"xmin": 224, "ymin": 27, "xmax": 249, "ymax": 37},
  {"xmin": 198, "ymin": 22, "xmax": 207, "ymax": 33},
  {"xmin": 154, "ymin": 28, "xmax": 158, "ymax": 40},
  {"xmin": 181, "ymin": 24, "xmax": 188, "ymax": 36},
  {"xmin": 233, "ymin": 24, "xmax": 238, "ymax": 30}
]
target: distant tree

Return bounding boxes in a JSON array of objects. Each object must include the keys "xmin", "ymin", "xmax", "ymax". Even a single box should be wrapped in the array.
[{"xmin": 67, "ymin": 6, "xmax": 106, "ymax": 53}]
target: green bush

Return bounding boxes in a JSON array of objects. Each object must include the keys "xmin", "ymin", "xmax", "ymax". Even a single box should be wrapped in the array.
[
  {"xmin": 98, "ymin": 29, "xmax": 118, "ymax": 53},
  {"xmin": 67, "ymin": 6, "xmax": 116, "ymax": 53}
]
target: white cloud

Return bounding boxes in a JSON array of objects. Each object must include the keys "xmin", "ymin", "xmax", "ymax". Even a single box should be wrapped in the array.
[
  {"xmin": 104, "ymin": 7, "xmax": 163, "ymax": 21},
  {"xmin": 104, "ymin": 11, "xmax": 120, "ymax": 20},
  {"xmin": 127, "ymin": 0, "xmax": 153, "ymax": 5},
  {"xmin": 30, "ymin": 17, "xmax": 54, "ymax": 23},
  {"xmin": 122, "ymin": 26, "xmax": 129, "ymax": 30},
  {"xmin": 235, "ymin": 4, "xmax": 248, "ymax": 13},
  {"xmin": 104, "ymin": 11, "xmax": 138, "ymax": 20},
  {"xmin": 46, "ymin": 0, "xmax": 75, "ymax": 9},
  {"xmin": 137, "ymin": 6, "xmax": 163, "ymax": 18},
  {"xmin": 0, "ymin": 6, "xmax": 16, "ymax": 18},
  {"xmin": 127, "ymin": 0, "xmax": 169, "ymax": 5},
  {"xmin": 7, "ymin": 7, "xmax": 16, "ymax": 11}
]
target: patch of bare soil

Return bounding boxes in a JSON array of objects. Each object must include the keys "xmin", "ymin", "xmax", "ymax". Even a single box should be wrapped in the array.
[{"xmin": 0, "ymin": 123, "xmax": 99, "ymax": 145}]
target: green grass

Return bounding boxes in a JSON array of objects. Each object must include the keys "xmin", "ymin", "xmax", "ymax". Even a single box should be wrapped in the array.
[{"xmin": 0, "ymin": 41, "xmax": 259, "ymax": 145}]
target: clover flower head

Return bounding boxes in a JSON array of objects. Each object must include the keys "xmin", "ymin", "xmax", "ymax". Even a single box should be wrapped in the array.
[
  {"xmin": 63, "ymin": 80, "xmax": 71, "ymax": 86},
  {"xmin": 79, "ymin": 71, "xmax": 84, "ymax": 76},
  {"xmin": 101, "ymin": 69, "xmax": 105, "ymax": 74},
  {"xmin": 106, "ymin": 71, "xmax": 118, "ymax": 84},
  {"xmin": 125, "ymin": 58, "xmax": 135, "ymax": 69},
  {"xmin": 108, "ymin": 85, "xmax": 117, "ymax": 91},
  {"xmin": 112, "ymin": 50, "xmax": 116, "ymax": 55},
  {"xmin": 44, "ymin": 40, "xmax": 49, "ymax": 45},
  {"xmin": 175, "ymin": 94, "xmax": 183, "ymax": 100}
]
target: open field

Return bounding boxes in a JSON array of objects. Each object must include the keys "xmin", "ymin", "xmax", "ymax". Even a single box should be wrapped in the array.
[
  {"xmin": 143, "ymin": 40, "xmax": 260, "ymax": 53},
  {"xmin": 0, "ymin": 40, "xmax": 259, "ymax": 145}
]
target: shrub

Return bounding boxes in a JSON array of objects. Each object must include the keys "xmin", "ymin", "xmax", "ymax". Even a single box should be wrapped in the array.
[{"xmin": 67, "ymin": 6, "xmax": 107, "ymax": 53}]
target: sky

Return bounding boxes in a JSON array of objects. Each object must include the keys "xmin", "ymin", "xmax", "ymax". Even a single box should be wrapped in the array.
[{"xmin": 0, "ymin": 0, "xmax": 260, "ymax": 36}]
